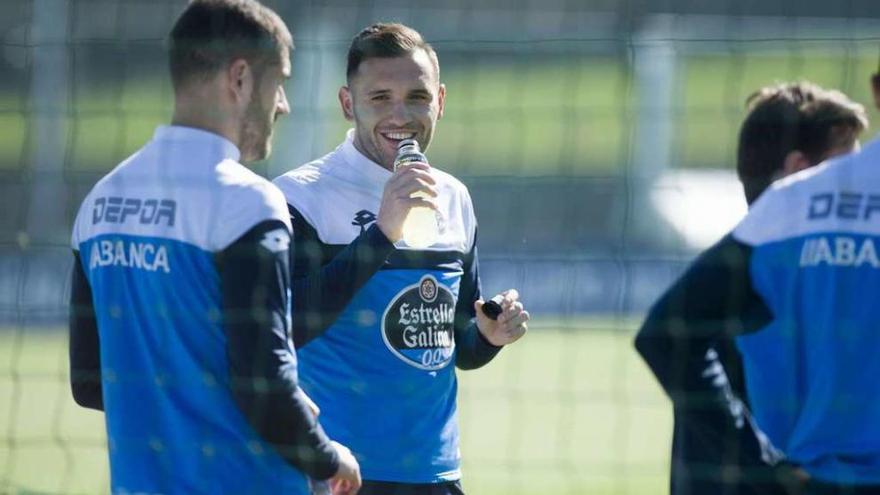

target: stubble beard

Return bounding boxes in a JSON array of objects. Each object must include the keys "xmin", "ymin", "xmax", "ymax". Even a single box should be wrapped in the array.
[
  {"xmin": 241, "ymin": 102, "xmax": 273, "ymax": 162},
  {"xmin": 352, "ymin": 124, "xmax": 393, "ymax": 170}
]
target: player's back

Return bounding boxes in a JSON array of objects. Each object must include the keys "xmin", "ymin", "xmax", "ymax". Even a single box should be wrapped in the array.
[
  {"xmin": 71, "ymin": 126, "xmax": 307, "ymax": 494},
  {"xmin": 733, "ymin": 138, "xmax": 880, "ymax": 484}
]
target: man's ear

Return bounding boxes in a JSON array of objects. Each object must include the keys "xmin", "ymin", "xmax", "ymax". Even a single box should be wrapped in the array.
[
  {"xmin": 227, "ymin": 58, "xmax": 254, "ymax": 108},
  {"xmin": 437, "ymin": 83, "xmax": 446, "ymax": 120},
  {"xmin": 782, "ymin": 150, "xmax": 811, "ymax": 177},
  {"xmin": 339, "ymin": 86, "xmax": 354, "ymax": 121}
]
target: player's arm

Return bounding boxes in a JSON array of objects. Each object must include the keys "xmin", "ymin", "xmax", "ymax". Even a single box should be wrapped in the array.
[
  {"xmin": 453, "ymin": 237, "xmax": 503, "ymax": 370},
  {"xmin": 286, "ymin": 162, "xmax": 441, "ymax": 348},
  {"xmin": 634, "ymin": 234, "xmax": 787, "ymax": 481},
  {"xmin": 217, "ymin": 219, "xmax": 339, "ymax": 480},
  {"xmin": 454, "ymin": 228, "xmax": 530, "ymax": 369},
  {"xmin": 69, "ymin": 251, "xmax": 103, "ymax": 411},
  {"xmin": 288, "ymin": 204, "xmax": 394, "ymax": 348}
]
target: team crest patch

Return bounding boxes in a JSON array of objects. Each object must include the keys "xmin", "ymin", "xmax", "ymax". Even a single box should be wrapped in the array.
[
  {"xmin": 420, "ymin": 277, "xmax": 438, "ymax": 302},
  {"xmin": 382, "ymin": 275, "xmax": 456, "ymax": 370}
]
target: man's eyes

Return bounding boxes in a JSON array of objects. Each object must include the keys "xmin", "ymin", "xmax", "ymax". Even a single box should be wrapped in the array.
[{"xmin": 368, "ymin": 94, "xmax": 430, "ymax": 103}]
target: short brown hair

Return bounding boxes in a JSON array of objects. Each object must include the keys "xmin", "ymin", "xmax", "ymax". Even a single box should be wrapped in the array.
[
  {"xmin": 168, "ymin": 0, "xmax": 293, "ymax": 90},
  {"xmin": 737, "ymin": 81, "xmax": 868, "ymax": 204},
  {"xmin": 346, "ymin": 23, "xmax": 439, "ymax": 82}
]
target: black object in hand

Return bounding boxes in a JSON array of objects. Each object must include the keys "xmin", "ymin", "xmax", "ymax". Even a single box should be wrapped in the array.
[{"xmin": 481, "ymin": 295, "xmax": 504, "ymax": 320}]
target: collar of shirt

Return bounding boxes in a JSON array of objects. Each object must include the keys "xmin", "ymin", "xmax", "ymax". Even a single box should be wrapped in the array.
[
  {"xmin": 339, "ymin": 128, "xmax": 392, "ymax": 191},
  {"xmin": 152, "ymin": 125, "xmax": 242, "ymax": 163}
]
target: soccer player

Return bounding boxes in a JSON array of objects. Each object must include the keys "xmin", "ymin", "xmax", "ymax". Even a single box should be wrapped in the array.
[
  {"xmin": 636, "ymin": 69, "xmax": 880, "ymax": 494},
  {"xmin": 669, "ymin": 82, "xmax": 868, "ymax": 495},
  {"xmin": 68, "ymin": 1, "xmax": 360, "ymax": 493},
  {"xmin": 273, "ymin": 23, "xmax": 530, "ymax": 495}
]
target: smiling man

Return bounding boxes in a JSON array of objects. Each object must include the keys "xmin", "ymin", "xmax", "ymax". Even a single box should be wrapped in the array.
[{"xmin": 273, "ymin": 23, "xmax": 530, "ymax": 495}]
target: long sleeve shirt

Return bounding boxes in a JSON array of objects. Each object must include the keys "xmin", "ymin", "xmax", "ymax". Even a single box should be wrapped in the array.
[
  {"xmin": 69, "ymin": 125, "xmax": 337, "ymax": 494},
  {"xmin": 636, "ymin": 137, "xmax": 880, "ymax": 486},
  {"xmin": 272, "ymin": 129, "xmax": 500, "ymax": 483}
]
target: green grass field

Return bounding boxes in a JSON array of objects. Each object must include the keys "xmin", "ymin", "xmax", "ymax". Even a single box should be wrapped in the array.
[
  {"xmin": 0, "ymin": 318, "xmax": 670, "ymax": 495},
  {"xmin": 4, "ymin": 49, "xmax": 878, "ymax": 175}
]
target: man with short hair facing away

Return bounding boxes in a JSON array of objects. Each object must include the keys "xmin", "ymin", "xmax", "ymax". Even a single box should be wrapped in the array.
[
  {"xmin": 666, "ymin": 81, "xmax": 868, "ymax": 495},
  {"xmin": 68, "ymin": 1, "xmax": 360, "ymax": 493},
  {"xmin": 738, "ymin": 82, "xmax": 867, "ymax": 206},
  {"xmin": 273, "ymin": 23, "xmax": 530, "ymax": 495},
  {"xmin": 636, "ymin": 71, "xmax": 880, "ymax": 494}
]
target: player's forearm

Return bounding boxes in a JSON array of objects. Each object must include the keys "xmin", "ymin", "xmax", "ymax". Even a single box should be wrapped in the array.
[
  {"xmin": 669, "ymin": 342, "xmax": 784, "ymax": 466},
  {"xmin": 452, "ymin": 243, "xmax": 500, "ymax": 369},
  {"xmin": 225, "ymin": 324, "xmax": 340, "ymax": 479},
  {"xmin": 68, "ymin": 251, "xmax": 104, "ymax": 411},
  {"xmin": 637, "ymin": 340, "xmax": 785, "ymax": 480},
  {"xmin": 228, "ymin": 360, "xmax": 340, "ymax": 479},
  {"xmin": 454, "ymin": 320, "xmax": 502, "ymax": 370},
  {"xmin": 219, "ymin": 220, "xmax": 339, "ymax": 479},
  {"xmin": 635, "ymin": 234, "xmax": 782, "ymax": 472},
  {"xmin": 291, "ymin": 223, "xmax": 393, "ymax": 347},
  {"xmin": 225, "ymin": 307, "xmax": 339, "ymax": 478},
  {"xmin": 634, "ymin": 234, "xmax": 771, "ymax": 399}
]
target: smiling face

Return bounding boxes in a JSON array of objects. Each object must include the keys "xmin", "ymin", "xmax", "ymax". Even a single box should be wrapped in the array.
[{"xmin": 339, "ymin": 48, "xmax": 445, "ymax": 170}]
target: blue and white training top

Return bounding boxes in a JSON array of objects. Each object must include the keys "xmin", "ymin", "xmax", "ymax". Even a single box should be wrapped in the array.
[
  {"xmin": 69, "ymin": 125, "xmax": 338, "ymax": 494},
  {"xmin": 733, "ymin": 137, "xmax": 880, "ymax": 484},
  {"xmin": 273, "ymin": 129, "xmax": 501, "ymax": 483},
  {"xmin": 636, "ymin": 136, "xmax": 880, "ymax": 486}
]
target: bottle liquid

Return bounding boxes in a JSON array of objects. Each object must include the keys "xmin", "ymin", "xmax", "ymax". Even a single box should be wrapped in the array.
[{"xmin": 394, "ymin": 139, "xmax": 439, "ymax": 248}]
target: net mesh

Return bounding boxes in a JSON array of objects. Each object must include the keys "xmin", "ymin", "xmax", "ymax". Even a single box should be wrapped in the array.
[{"xmin": 2, "ymin": 1, "xmax": 879, "ymax": 493}]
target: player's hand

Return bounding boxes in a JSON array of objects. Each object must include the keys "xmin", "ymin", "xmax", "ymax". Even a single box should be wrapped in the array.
[
  {"xmin": 328, "ymin": 441, "xmax": 361, "ymax": 495},
  {"xmin": 475, "ymin": 289, "xmax": 529, "ymax": 347},
  {"xmin": 376, "ymin": 161, "xmax": 438, "ymax": 243}
]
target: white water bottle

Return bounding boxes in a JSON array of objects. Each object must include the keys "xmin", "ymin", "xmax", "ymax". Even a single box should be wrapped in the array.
[{"xmin": 394, "ymin": 139, "xmax": 439, "ymax": 248}]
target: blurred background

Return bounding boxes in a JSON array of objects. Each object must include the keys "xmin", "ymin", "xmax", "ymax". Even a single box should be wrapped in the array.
[{"xmin": 1, "ymin": 0, "xmax": 879, "ymax": 493}]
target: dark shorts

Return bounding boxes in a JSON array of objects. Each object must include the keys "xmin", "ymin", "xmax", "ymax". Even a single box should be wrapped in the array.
[
  {"xmin": 805, "ymin": 481, "xmax": 880, "ymax": 495},
  {"xmin": 357, "ymin": 479, "xmax": 465, "ymax": 495}
]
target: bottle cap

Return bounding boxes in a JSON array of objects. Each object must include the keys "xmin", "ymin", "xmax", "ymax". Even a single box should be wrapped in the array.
[
  {"xmin": 397, "ymin": 138, "xmax": 419, "ymax": 150},
  {"xmin": 481, "ymin": 294, "xmax": 504, "ymax": 320}
]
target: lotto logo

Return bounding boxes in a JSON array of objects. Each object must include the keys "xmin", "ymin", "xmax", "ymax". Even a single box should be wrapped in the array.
[
  {"xmin": 260, "ymin": 229, "xmax": 290, "ymax": 253},
  {"xmin": 351, "ymin": 210, "xmax": 377, "ymax": 233}
]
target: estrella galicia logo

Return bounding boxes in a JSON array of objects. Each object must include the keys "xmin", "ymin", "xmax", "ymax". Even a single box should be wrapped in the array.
[
  {"xmin": 352, "ymin": 210, "xmax": 377, "ymax": 233},
  {"xmin": 381, "ymin": 275, "xmax": 456, "ymax": 370}
]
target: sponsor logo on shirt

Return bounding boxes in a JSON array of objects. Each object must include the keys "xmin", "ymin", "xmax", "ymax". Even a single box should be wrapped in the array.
[
  {"xmin": 381, "ymin": 275, "xmax": 456, "ymax": 370},
  {"xmin": 800, "ymin": 235, "xmax": 880, "ymax": 268},
  {"xmin": 92, "ymin": 197, "xmax": 176, "ymax": 227},
  {"xmin": 89, "ymin": 238, "xmax": 170, "ymax": 273}
]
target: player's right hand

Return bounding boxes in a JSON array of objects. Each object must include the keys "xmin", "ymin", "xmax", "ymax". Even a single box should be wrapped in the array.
[
  {"xmin": 328, "ymin": 441, "xmax": 361, "ymax": 495},
  {"xmin": 376, "ymin": 161, "xmax": 438, "ymax": 243}
]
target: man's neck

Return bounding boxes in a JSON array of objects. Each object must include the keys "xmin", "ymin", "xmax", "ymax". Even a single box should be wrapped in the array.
[
  {"xmin": 171, "ymin": 92, "xmax": 240, "ymax": 150},
  {"xmin": 171, "ymin": 115, "xmax": 238, "ymax": 146}
]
